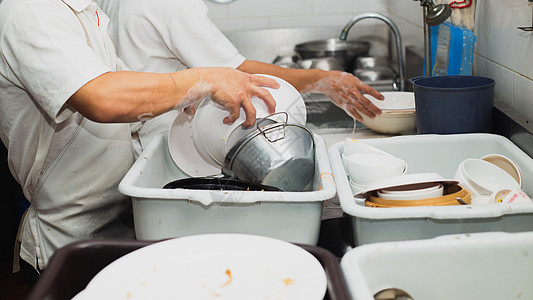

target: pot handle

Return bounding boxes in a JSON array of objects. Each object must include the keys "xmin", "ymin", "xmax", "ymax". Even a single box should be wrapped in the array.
[{"xmin": 257, "ymin": 112, "xmax": 288, "ymax": 143}]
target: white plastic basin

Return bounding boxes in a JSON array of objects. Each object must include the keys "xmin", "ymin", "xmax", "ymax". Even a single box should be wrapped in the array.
[
  {"xmin": 329, "ymin": 133, "xmax": 533, "ymax": 246},
  {"xmin": 341, "ymin": 231, "xmax": 533, "ymax": 300},
  {"xmin": 119, "ymin": 133, "xmax": 336, "ymax": 244}
]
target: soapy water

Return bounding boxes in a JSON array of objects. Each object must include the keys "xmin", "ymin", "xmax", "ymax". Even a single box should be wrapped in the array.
[
  {"xmin": 301, "ymin": 72, "xmax": 381, "ymax": 122},
  {"xmin": 175, "ymin": 78, "xmax": 212, "ymax": 111}
]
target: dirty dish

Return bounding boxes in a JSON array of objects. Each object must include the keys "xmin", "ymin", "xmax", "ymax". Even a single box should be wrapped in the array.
[
  {"xmin": 343, "ymin": 138, "xmax": 393, "ymax": 157},
  {"xmin": 457, "ymin": 158, "xmax": 520, "ymax": 195},
  {"xmin": 168, "ymin": 104, "xmax": 220, "ymax": 177},
  {"xmin": 191, "ymin": 74, "xmax": 306, "ymax": 167},
  {"xmin": 82, "ymin": 234, "xmax": 328, "ymax": 300},
  {"xmin": 294, "ymin": 38, "xmax": 371, "ymax": 72},
  {"xmin": 169, "ymin": 74, "xmax": 306, "ymax": 176},
  {"xmin": 349, "ymin": 177, "xmax": 368, "ymax": 195},
  {"xmin": 364, "ymin": 91, "xmax": 415, "ymax": 110},
  {"xmin": 367, "ymin": 184, "xmax": 470, "ymax": 207},
  {"xmin": 361, "ymin": 92, "xmax": 416, "ymax": 134},
  {"xmin": 481, "ymin": 154, "xmax": 523, "ymax": 188},
  {"xmin": 377, "ymin": 183, "xmax": 444, "ymax": 200},
  {"xmin": 491, "ymin": 188, "xmax": 532, "ymax": 204},
  {"xmin": 354, "ymin": 173, "xmax": 459, "ymax": 200},
  {"xmin": 361, "ymin": 110, "xmax": 416, "ymax": 134}
]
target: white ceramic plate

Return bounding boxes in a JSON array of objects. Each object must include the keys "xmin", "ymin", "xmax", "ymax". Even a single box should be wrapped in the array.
[
  {"xmin": 168, "ymin": 104, "xmax": 221, "ymax": 177},
  {"xmin": 354, "ymin": 173, "xmax": 459, "ymax": 199},
  {"xmin": 82, "ymin": 234, "xmax": 327, "ymax": 300},
  {"xmin": 170, "ymin": 74, "xmax": 307, "ymax": 176}
]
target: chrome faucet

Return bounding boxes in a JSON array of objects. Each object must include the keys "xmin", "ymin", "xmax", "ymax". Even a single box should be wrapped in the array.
[{"xmin": 339, "ymin": 12, "xmax": 405, "ymax": 91}]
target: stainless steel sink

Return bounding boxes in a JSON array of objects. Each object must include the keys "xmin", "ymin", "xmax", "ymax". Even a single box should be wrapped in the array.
[
  {"xmin": 224, "ymin": 26, "xmax": 390, "ymax": 65},
  {"xmin": 224, "ymin": 26, "xmax": 396, "ymax": 132}
]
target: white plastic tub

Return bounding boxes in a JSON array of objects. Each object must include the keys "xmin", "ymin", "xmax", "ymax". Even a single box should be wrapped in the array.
[
  {"xmin": 341, "ymin": 231, "xmax": 533, "ymax": 300},
  {"xmin": 329, "ymin": 133, "xmax": 533, "ymax": 245},
  {"xmin": 119, "ymin": 133, "xmax": 336, "ymax": 244}
]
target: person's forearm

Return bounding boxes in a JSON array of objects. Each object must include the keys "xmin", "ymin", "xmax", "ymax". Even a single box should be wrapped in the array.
[
  {"xmin": 237, "ymin": 60, "xmax": 326, "ymax": 92},
  {"xmin": 238, "ymin": 59, "xmax": 383, "ymax": 122},
  {"xmin": 67, "ymin": 67, "xmax": 278, "ymax": 126},
  {"xmin": 67, "ymin": 69, "xmax": 209, "ymax": 123}
]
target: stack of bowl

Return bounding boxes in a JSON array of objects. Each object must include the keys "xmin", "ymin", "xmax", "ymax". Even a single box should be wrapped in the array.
[
  {"xmin": 342, "ymin": 139, "xmax": 407, "ymax": 193},
  {"xmin": 357, "ymin": 173, "xmax": 471, "ymax": 208},
  {"xmin": 344, "ymin": 153, "xmax": 407, "ymax": 193}
]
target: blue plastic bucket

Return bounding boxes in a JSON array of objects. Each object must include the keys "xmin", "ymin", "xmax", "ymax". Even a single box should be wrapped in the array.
[{"xmin": 410, "ymin": 76, "xmax": 495, "ymax": 134}]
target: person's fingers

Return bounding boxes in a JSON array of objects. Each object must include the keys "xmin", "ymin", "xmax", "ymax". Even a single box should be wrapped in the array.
[
  {"xmin": 357, "ymin": 82, "xmax": 384, "ymax": 101},
  {"xmin": 223, "ymin": 103, "xmax": 241, "ymax": 125},
  {"xmin": 343, "ymin": 103, "xmax": 364, "ymax": 122},
  {"xmin": 240, "ymin": 98, "xmax": 257, "ymax": 127},
  {"xmin": 251, "ymin": 86, "xmax": 277, "ymax": 114},
  {"xmin": 250, "ymin": 74, "xmax": 280, "ymax": 89},
  {"xmin": 348, "ymin": 89, "xmax": 382, "ymax": 116}
]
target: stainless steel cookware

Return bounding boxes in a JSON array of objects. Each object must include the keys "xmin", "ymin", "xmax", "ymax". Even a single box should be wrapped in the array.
[
  {"xmin": 222, "ymin": 113, "xmax": 315, "ymax": 192},
  {"xmin": 294, "ymin": 38, "xmax": 371, "ymax": 72}
]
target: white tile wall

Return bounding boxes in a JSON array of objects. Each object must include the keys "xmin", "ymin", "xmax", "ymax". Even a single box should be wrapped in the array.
[
  {"xmin": 203, "ymin": 0, "xmax": 388, "ymax": 31},
  {"xmin": 390, "ymin": 0, "xmax": 533, "ymax": 122},
  {"xmin": 205, "ymin": 0, "xmax": 533, "ymax": 122},
  {"xmin": 474, "ymin": 0, "xmax": 533, "ymax": 121}
]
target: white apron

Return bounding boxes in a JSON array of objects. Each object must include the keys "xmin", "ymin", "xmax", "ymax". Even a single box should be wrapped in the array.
[{"xmin": 15, "ymin": 1, "xmax": 136, "ymax": 271}]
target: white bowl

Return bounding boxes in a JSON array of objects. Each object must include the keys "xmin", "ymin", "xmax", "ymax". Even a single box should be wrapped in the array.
[
  {"xmin": 377, "ymin": 183, "xmax": 444, "ymax": 200},
  {"xmin": 344, "ymin": 153, "xmax": 407, "ymax": 185},
  {"xmin": 481, "ymin": 154, "xmax": 523, "ymax": 188},
  {"xmin": 361, "ymin": 92, "xmax": 416, "ymax": 134},
  {"xmin": 453, "ymin": 164, "xmax": 482, "ymax": 197},
  {"xmin": 361, "ymin": 110, "xmax": 416, "ymax": 134},
  {"xmin": 459, "ymin": 158, "xmax": 521, "ymax": 195},
  {"xmin": 343, "ymin": 138, "xmax": 394, "ymax": 157},
  {"xmin": 349, "ymin": 177, "xmax": 368, "ymax": 195},
  {"xmin": 364, "ymin": 91, "xmax": 416, "ymax": 110},
  {"xmin": 192, "ymin": 74, "xmax": 306, "ymax": 166}
]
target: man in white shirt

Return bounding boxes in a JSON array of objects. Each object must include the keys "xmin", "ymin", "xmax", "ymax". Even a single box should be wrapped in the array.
[
  {"xmin": 95, "ymin": 0, "xmax": 384, "ymax": 156},
  {"xmin": 0, "ymin": 0, "xmax": 280, "ymax": 277}
]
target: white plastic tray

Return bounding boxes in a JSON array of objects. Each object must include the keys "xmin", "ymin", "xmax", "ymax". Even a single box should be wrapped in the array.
[
  {"xmin": 329, "ymin": 133, "xmax": 533, "ymax": 245},
  {"xmin": 341, "ymin": 231, "xmax": 533, "ymax": 300},
  {"xmin": 119, "ymin": 132, "xmax": 336, "ymax": 244}
]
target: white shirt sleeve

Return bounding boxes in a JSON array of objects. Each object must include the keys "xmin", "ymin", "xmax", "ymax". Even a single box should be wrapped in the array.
[
  {"xmin": 1, "ymin": 2, "xmax": 111, "ymax": 122},
  {"xmin": 161, "ymin": 0, "xmax": 245, "ymax": 68},
  {"xmin": 116, "ymin": 0, "xmax": 245, "ymax": 72}
]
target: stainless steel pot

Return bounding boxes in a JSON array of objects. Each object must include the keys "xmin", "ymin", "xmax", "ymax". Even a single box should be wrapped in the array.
[
  {"xmin": 299, "ymin": 57, "xmax": 344, "ymax": 71},
  {"xmin": 294, "ymin": 38, "xmax": 371, "ymax": 72},
  {"xmin": 222, "ymin": 113, "xmax": 315, "ymax": 192}
]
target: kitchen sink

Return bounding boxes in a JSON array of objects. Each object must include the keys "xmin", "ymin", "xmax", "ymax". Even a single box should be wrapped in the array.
[{"xmin": 224, "ymin": 26, "xmax": 398, "ymax": 133}]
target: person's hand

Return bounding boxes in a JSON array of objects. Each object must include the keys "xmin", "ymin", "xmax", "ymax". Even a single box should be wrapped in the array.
[
  {"xmin": 207, "ymin": 69, "xmax": 279, "ymax": 127},
  {"xmin": 302, "ymin": 71, "xmax": 384, "ymax": 122}
]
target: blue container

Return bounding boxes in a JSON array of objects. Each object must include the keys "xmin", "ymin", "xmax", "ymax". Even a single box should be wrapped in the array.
[{"xmin": 410, "ymin": 76, "xmax": 495, "ymax": 134}]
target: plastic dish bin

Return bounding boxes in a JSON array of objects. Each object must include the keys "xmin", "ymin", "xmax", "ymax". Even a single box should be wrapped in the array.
[
  {"xmin": 329, "ymin": 133, "xmax": 533, "ymax": 246},
  {"xmin": 118, "ymin": 133, "xmax": 336, "ymax": 245},
  {"xmin": 341, "ymin": 231, "xmax": 533, "ymax": 300}
]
